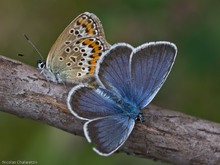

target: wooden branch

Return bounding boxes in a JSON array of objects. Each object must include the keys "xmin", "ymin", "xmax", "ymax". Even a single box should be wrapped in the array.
[{"xmin": 0, "ymin": 55, "xmax": 220, "ymax": 165}]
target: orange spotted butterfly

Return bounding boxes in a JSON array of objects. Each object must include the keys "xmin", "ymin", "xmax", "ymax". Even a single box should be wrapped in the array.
[{"xmin": 38, "ymin": 12, "xmax": 110, "ymax": 84}]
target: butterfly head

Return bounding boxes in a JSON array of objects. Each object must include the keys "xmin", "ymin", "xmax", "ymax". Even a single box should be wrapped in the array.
[
  {"xmin": 37, "ymin": 59, "xmax": 46, "ymax": 70},
  {"xmin": 135, "ymin": 113, "xmax": 145, "ymax": 123},
  {"xmin": 37, "ymin": 59, "xmax": 63, "ymax": 83}
]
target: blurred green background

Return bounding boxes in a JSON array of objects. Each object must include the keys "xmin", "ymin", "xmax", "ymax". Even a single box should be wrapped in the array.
[{"xmin": 0, "ymin": 0, "xmax": 220, "ymax": 164}]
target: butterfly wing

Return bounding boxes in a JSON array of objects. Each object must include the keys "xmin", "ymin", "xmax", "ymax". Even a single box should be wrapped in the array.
[
  {"xmin": 96, "ymin": 42, "xmax": 177, "ymax": 108},
  {"xmin": 47, "ymin": 12, "xmax": 107, "ymax": 65},
  {"xmin": 67, "ymin": 84, "xmax": 124, "ymax": 120},
  {"xmin": 45, "ymin": 12, "xmax": 110, "ymax": 83},
  {"xmin": 130, "ymin": 42, "xmax": 177, "ymax": 108},
  {"xmin": 67, "ymin": 83, "xmax": 135, "ymax": 156},
  {"xmin": 96, "ymin": 43, "xmax": 133, "ymax": 99},
  {"xmin": 52, "ymin": 36, "xmax": 110, "ymax": 83},
  {"xmin": 84, "ymin": 115, "xmax": 135, "ymax": 156}
]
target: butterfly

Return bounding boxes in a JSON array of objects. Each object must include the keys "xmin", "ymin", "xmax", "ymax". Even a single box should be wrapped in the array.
[
  {"xmin": 67, "ymin": 41, "xmax": 177, "ymax": 156},
  {"xmin": 38, "ymin": 12, "xmax": 110, "ymax": 84}
]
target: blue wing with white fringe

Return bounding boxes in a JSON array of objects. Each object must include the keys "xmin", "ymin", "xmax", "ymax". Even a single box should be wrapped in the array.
[
  {"xmin": 130, "ymin": 42, "xmax": 177, "ymax": 108},
  {"xmin": 67, "ymin": 41, "xmax": 177, "ymax": 156},
  {"xmin": 84, "ymin": 114, "xmax": 135, "ymax": 156},
  {"xmin": 67, "ymin": 84, "xmax": 124, "ymax": 120},
  {"xmin": 96, "ymin": 43, "xmax": 134, "ymax": 100},
  {"xmin": 96, "ymin": 42, "xmax": 177, "ymax": 108}
]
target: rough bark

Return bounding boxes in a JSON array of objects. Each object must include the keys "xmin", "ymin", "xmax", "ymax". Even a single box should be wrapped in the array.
[{"xmin": 0, "ymin": 55, "xmax": 220, "ymax": 165}]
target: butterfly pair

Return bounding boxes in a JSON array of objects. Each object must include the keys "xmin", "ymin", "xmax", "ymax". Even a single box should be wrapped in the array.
[{"xmin": 39, "ymin": 12, "xmax": 177, "ymax": 156}]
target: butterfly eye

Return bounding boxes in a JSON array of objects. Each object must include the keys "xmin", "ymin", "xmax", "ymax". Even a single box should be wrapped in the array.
[
  {"xmin": 135, "ymin": 113, "xmax": 145, "ymax": 122},
  {"xmin": 37, "ymin": 60, "xmax": 46, "ymax": 69}
]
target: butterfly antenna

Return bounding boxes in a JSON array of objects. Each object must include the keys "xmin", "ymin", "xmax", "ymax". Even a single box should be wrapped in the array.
[{"xmin": 24, "ymin": 34, "xmax": 44, "ymax": 60}]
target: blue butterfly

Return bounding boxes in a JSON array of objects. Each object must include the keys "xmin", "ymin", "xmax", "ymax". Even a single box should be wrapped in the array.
[{"xmin": 67, "ymin": 41, "xmax": 177, "ymax": 156}]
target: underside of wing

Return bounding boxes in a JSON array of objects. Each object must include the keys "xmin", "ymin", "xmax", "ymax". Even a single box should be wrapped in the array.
[
  {"xmin": 48, "ymin": 12, "xmax": 108, "ymax": 61},
  {"xmin": 45, "ymin": 12, "xmax": 110, "ymax": 83},
  {"xmin": 52, "ymin": 36, "xmax": 110, "ymax": 83}
]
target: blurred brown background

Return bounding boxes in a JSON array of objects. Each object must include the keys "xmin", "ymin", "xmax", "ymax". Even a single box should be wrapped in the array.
[{"xmin": 0, "ymin": 0, "xmax": 220, "ymax": 165}]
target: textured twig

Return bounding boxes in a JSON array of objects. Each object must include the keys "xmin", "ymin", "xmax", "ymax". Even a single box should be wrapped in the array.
[{"xmin": 0, "ymin": 55, "xmax": 220, "ymax": 165}]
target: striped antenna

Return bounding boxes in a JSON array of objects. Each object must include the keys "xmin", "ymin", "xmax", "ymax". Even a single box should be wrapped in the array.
[{"xmin": 24, "ymin": 34, "xmax": 44, "ymax": 60}]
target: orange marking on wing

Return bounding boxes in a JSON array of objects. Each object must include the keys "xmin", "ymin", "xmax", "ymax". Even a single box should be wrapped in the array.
[
  {"xmin": 83, "ymin": 39, "xmax": 92, "ymax": 45},
  {"xmin": 77, "ymin": 18, "xmax": 83, "ymax": 25},
  {"xmin": 94, "ymin": 53, "xmax": 100, "ymax": 59},
  {"xmin": 84, "ymin": 21, "xmax": 89, "ymax": 26},
  {"xmin": 87, "ymin": 25, "xmax": 92, "ymax": 30},
  {"xmin": 90, "ymin": 42, "xmax": 97, "ymax": 47},
  {"xmin": 94, "ymin": 46, "xmax": 100, "ymax": 52},
  {"xmin": 91, "ymin": 53, "xmax": 100, "ymax": 60},
  {"xmin": 94, "ymin": 56, "xmax": 100, "ymax": 60},
  {"xmin": 88, "ymin": 30, "xmax": 94, "ymax": 35},
  {"xmin": 88, "ymin": 66, "xmax": 95, "ymax": 75},
  {"xmin": 89, "ymin": 59, "xmax": 97, "ymax": 64},
  {"xmin": 85, "ymin": 21, "xmax": 92, "ymax": 30},
  {"xmin": 87, "ymin": 24, "xmax": 95, "ymax": 35}
]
